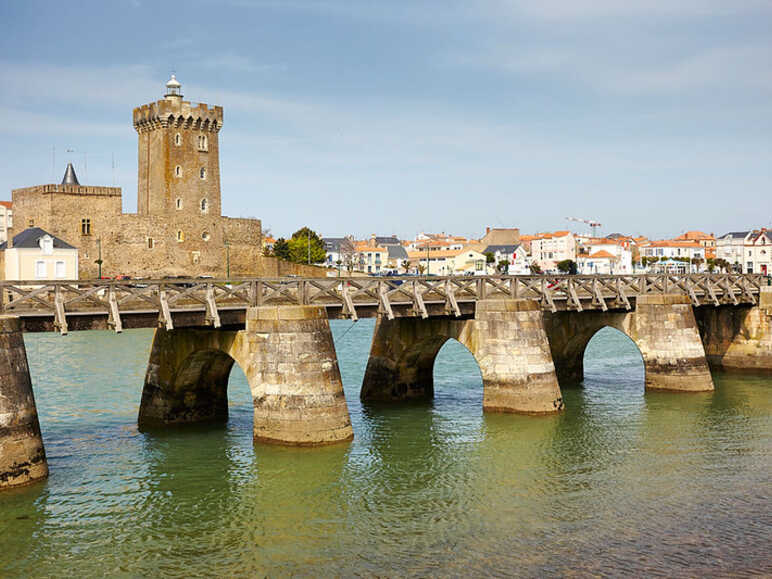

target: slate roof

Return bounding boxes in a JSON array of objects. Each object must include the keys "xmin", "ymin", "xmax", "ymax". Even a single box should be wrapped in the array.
[
  {"xmin": 387, "ymin": 245, "xmax": 408, "ymax": 260},
  {"xmin": 718, "ymin": 231, "xmax": 750, "ymax": 240},
  {"xmin": 375, "ymin": 236, "xmax": 401, "ymax": 246},
  {"xmin": 0, "ymin": 227, "xmax": 76, "ymax": 250},
  {"xmin": 482, "ymin": 244, "xmax": 520, "ymax": 254},
  {"xmin": 323, "ymin": 237, "xmax": 348, "ymax": 252},
  {"xmin": 62, "ymin": 163, "xmax": 80, "ymax": 185}
]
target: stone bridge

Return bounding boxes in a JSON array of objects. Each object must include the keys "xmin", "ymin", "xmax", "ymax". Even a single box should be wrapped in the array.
[{"xmin": 1, "ymin": 274, "xmax": 770, "ymax": 489}]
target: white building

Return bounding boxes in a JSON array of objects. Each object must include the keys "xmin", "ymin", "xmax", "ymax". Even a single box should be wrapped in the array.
[
  {"xmin": 530, "ymin": 231, "xmax": 576, "ymax": 272},
  {"xmin": 1, "ymin": 227, "xmax": 78, "ymax": 282},
  {"xmin": 576, "ymin": 238, "xmax": 633, "ymax": 274},
  {"xmin": 482, "ymin": 244, "xmax": 530, "ymax": 274},
  {"xmin": 0, "ymin": 201, "xmax": 12, "ymax": 244},
  {"xmin": 577, "ymin": 250, "xmax": 617, "ymax": 275},
  {"xmin": 744, "ymin": 230, "xmax": 772, "ymax": 275},
  {"xmin": 716, "ymin": 231, "xmax": 752, "ymax": 270},
  {"xmin": 639, "ymin": 240, "xmax": 705, "ymax": 271}
]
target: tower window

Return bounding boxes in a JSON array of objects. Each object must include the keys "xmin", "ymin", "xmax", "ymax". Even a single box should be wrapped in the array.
[
  {"xmin": 81, "ymin": 218, "xmax": 91, "ymax": 236},
  {"xmin": 176, "ymin": 198, "xmax": 182, "ymax": 210},
  {"xmin": 175, "ymin": 133, "xmax": 181, "ymax": 146},
  {"xmin": 175, "ymin": 165, "xmax": 181, "ymax": 177},
  {"xmin": 202, "ymin": 231, "xmax": 210, "ymax": 241},
  {"xmin": 198, "ymin": 135, "xmax": 208, "ymax": 151},
  {"xmin": 200, "ymin": 198, "xmax": 208, "ymax": 213},
  {"xmin": 177, "ymin": 230, "xmax": 184, "ymax": 242},
  {"xmin": 147, "ymin": 237, "xmax": 154, "ymax": 249},
  {"xmin": 199, "ymin": 167, "xmax": 206, "ymax": 180}
]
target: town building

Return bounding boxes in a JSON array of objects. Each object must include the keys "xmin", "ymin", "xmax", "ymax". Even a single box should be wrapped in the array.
[
  {"xmin": 674, "ymin": 230, "xmax": 716, "ymax": 259},
  {"xmin": 638, "ymin": 240, "xmax": 705, "ymax": 272},
  {"xmin": 9, "ymin": 76, "xmax": 262, "ymax": 279},
  {"xmin": 576, "ymin": 237, "xmax": 633, "ymax": 274},
  {"xmin": 716, "ymin": 231, "xmax": 752, "ymax": 270},
  {"xmin": 530, "ymin": 231, "xmax": 576, "ymax": 272},
  {"xmin": 481, "ymin": 244, "xmax": 529, "ymax": 274},
  {"xmin": 0, "ymin": 202, "xmax": 12, "ymax": 244},
  {"xmin": 577, "ymin": 250, "xmax": 617, "ymax": 274},
  {"xmin": 744, "ymin": 229, "xmax": 772, "ymax": 275},
  {"xmin": 0, "ymin": 227, "xmax": 78, "ymax": 282}
]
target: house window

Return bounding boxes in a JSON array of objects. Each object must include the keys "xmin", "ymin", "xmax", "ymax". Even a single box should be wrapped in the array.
[
  {"xmin": 199, "ymin": 167, "xmax": 206, "ymax": 180},
  {"xmin": 200, "ymin": 198, "xmax": 208, "ymax": 213},
  {"xmin": 177, "ymin": 230, "xmax": 184, "ymax": 242},
  {"xmin": 176, "ymin": 198, "xmax": 182, "ymax": 210},
  {"xmin": 35, "ymin": 260, "xmax": 46, "ymax": 279},
  {"xmin": 175, "ymin": 133, "xmax": 181, "ymax": 146},
  {"xmin": 81, "ymin": 219, "xmax": 91, "ymax": 236},
  {"xmin": 147, "ymin": 237, "xmax": 154, "ymax": 249},
  {"xmin": 55, "ymin": 261, "xmax": 66, "ymax": 278},
  {"xmin": 175, "ymin": 165, "xmax": 181, "ymax": 177}
]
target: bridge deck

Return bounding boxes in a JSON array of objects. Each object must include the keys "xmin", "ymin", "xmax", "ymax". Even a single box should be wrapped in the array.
[{"xmin": 0, "ymin": 274, "xmax": 766, "ymax": 333}]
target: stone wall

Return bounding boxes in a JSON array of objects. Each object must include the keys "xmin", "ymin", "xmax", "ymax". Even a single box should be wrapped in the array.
[
  {"xmin": 695, "ymin": 287, "xmax": 772, "ymax": 372},
  {"xmin": 10, "ymin": 185, "xmax": 263, "ymax": 279},
  {"xmin": 0, "ymin": 316, "xmax": 47, "ymax": 488}
]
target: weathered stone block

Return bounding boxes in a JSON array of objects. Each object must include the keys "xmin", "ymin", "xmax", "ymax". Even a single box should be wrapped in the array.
[{"xmin": 0, "ymin": 316, "xmax": 48, "ymax": 489}]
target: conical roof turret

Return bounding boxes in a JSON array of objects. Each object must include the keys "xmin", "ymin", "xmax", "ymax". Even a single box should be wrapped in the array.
[{"xmin": 61, "ymin": 162, "xmax": 80, "ymax": 185}]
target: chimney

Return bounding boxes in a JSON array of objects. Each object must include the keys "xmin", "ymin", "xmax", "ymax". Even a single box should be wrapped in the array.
[
  {"xmin": 7, "ymin": 227, "xmax": 13, "ymax": 249},
  {"xmin": 486, "ymin": 227, "xmax": 491, "ymax": 234}
]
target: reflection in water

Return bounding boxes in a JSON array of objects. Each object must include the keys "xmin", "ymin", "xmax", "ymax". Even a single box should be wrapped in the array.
[{"xmin": 0, "ymin": 324, "xmax": 768, "ymax": 575}]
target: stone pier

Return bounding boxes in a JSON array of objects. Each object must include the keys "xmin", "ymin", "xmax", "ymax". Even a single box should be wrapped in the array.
[
  {"xmin": 695, "ymin": 286, "xmax": 772, "ymax": 373},
  {"xmin": 0, "ymin": 317, "xmax": 48, "ymax": 488},
  {"xmin": 544, "ymin": 294, "xmax": 714, "ymax": 392},
  {"xmin": 139, "ymin": 305, "xmax": 353, "ymax": 446},
  {"xmin": 361, "ymin": 298, "xmax": 564, "ymax": 414}
]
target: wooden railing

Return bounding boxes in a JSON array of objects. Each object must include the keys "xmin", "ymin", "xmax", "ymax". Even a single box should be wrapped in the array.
[{"xmin": 0, "ymin": 274, "xmax": 766, "ymax": 334}]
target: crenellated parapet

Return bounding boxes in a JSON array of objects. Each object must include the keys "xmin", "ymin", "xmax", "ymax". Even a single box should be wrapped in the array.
[
  {"xmin": 12, "ymin": 183, "xmax": 122, "ymax": 197},
  {"xmin": 133, "ymin": 99, "xmax": 223, "ymax": 134}
]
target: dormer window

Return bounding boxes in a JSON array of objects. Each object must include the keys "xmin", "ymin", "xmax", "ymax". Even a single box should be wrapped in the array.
[{"xmin": 40, "ymin": 235, "xmax": 54, "ymax": 255}]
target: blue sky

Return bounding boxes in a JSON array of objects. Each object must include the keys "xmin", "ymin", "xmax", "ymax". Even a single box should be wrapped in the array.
[{"xmin": 1, "ymin": 0, "xmax": 770, "ymax": 240}]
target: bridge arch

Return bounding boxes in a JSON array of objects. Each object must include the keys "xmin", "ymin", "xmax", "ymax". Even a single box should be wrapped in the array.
[
  {"xmin": 139, "ymin": 329, "xmax": 244, "ymax": 428},
  {"xmin": 360, "ymin": 317, "xmax": 470, "ymax": 402},
  {"xmin": 433, "ymin": 338, "xmax": 484, "ymax": 402}
]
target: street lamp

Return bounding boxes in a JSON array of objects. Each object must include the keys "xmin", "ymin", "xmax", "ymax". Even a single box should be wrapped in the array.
[
  {"xmin": 224, "ymin": 240, "xmax": 230, "ymax": 278},
  {"xmin": 95, "ymin": 237, "xmax": 103, "ymax": 279}
]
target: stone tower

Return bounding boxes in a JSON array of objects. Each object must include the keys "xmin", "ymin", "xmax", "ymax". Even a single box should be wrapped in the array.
[{"xmin": 133, "ymin": 75, "xmax": 223, "ymax": 218}]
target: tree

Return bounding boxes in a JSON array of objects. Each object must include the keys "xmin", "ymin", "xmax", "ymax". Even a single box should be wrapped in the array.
[
  {"xmin": 485, "ymin": 252, "xmax": 495, "ymax": 264},
  {"xmin": 402, "ymin": 259, "xmax": 412, "ymax": 274},
  {"xmin": 497, "ymin": 260, "xmax": 509, "ymax": 274},
  {"xmin": 529, "ymin": 262, "xmax": 543, "ymax": 274},
  {"xmin": 286, "ymin": 227, "xmax": 326, "ymax": 264},
  {"xmin": 273, "ymin": 237, "xmax": 290, "ymax": 260},
  {"xmin": 556, "ymin": 259, "xmax": 577, "ymax": 274}
]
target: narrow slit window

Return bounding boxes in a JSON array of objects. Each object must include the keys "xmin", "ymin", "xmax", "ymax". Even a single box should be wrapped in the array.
[{"xmin": 175, "ymin": 165, "xmax": 181, "ymax": 177}]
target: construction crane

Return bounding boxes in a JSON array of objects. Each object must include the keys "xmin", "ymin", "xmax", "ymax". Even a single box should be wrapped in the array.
[{"xmin": 566, "ymin": 216, "xmax": 602, "ymax": 237}]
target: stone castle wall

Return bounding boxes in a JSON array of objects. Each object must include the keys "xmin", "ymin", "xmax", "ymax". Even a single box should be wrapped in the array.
[{"xmin": 10, "ymin": 185, "xmax": 263, "ymax": 278}]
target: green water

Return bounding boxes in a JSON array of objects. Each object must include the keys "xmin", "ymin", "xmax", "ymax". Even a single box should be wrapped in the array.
[{"xmin": 0, "ymin": 321, "xmax": 770, "ymax": 577}]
